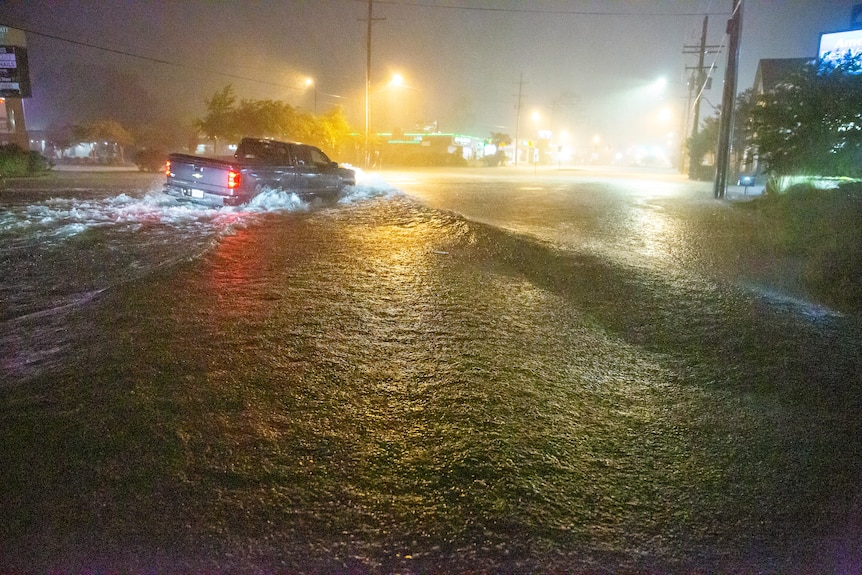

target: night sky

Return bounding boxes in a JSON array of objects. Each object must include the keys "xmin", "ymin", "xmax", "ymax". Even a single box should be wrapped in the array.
[{"xmin": 1, "ymin": 0, "xmax": 859, "ymax": 149}]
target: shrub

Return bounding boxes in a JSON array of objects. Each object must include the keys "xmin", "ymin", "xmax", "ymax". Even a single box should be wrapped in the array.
[
  {"xmin": 133, "ymin": 148, "xmax": 167, "ymax": 172},
  {"xmin": 750, "ymin": 183, "xmax": 862, "ymax": 309},
  {"xmin": 0, "ymin": 144, "xmax": 52, "ymax": 177}
]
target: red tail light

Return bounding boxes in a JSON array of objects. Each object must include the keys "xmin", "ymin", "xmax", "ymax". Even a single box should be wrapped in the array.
[
  {"xmin": 164, "ymin": 160, "xmax": 171, "ymax": 177},
  {"xmin": 228, "ymin": 169, "xmax": 241, "ymax": 189}
]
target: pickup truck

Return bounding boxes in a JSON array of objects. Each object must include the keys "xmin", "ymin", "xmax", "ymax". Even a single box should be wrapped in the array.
[{"xmin": 164, "ymin": 138, "xmax": 356, "ymax": 207}]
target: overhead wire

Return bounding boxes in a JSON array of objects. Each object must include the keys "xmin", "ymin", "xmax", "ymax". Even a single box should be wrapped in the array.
[
  {"xmin": 687, "ymin": 0, "xmax": 734, "ymax": 122},
  {"xmin": 367, "ymin": 0, "xmax": 729, "ymax": 17},
  {"xmin": 0, "ymin": 21, "xmax": 306, "ymax": 92},
  {"xmin": 3, "ymin": 1, "xmax": 732, "ymax": 92}
]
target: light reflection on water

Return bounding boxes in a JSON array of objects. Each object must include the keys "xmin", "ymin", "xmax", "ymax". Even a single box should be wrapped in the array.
[{"xmin": 143, "ymin": 195, "xmax": 862, "ymax": 571}]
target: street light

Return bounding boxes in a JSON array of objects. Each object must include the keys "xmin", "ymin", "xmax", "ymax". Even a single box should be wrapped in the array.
[
  {"xmin": 651, "ymin": 76, "xmax": 668, "ymax": 96},
  {"xmin": 385, "ymin": 72, "xmax": 420, "ymax": 134}
]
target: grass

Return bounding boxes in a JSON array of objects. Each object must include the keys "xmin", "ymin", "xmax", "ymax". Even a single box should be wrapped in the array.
[{"xmin": 737, "ymin": 181, "xmax": 862, "ymax": 311}]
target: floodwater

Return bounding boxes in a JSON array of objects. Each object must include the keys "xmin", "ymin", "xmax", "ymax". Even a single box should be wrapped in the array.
[{"xmin": 1, "ymin": 169, "xmax": 861, "ymax": 573}]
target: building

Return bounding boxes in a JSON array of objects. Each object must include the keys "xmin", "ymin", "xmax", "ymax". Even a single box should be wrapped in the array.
[{"xmin": 752, "ymin": 57, "xmax": 813, "ymax": 95}]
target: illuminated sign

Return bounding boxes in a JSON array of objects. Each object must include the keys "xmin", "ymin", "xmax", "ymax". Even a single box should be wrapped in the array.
[
  {"xmin": 819, "ymin": 29, "xmax": 862, "ymax": 65},
  {"xmin": 0, "ymin": 46, "xmax": 31, "ymax": 97},
  {"xmin": 0, "ymin": 26, "xmax": 30, "ymax": 97}
]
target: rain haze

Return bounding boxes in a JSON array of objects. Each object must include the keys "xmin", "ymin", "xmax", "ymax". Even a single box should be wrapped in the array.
[
  {"xmin": 2, "ymin": 0, "xmax": 860, "ymax": 149},
  {"xmin": 4, "ymin": 2, "xmax": 862, "ymax": 573}
]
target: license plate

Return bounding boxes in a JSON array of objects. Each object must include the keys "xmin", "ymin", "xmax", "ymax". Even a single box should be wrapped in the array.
[{"xmin": 191, "ymin": 189, "xmax": 204, "ymax": 199}]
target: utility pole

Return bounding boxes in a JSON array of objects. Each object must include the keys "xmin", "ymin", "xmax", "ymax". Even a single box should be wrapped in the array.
[
  {"xmin": 362, "ymin": 0, "xmax": 385, "ymax": 168},
  {"xmin": 713, "ymin": 0, "xmax": 743, "ymax": 199},
  {"xmin": 684, "ymin": 15, "xmax": 720, "ymax": 179},
  {"xmin": 514, "ymin": 73, "xmax": 526, "ymax": 166}
]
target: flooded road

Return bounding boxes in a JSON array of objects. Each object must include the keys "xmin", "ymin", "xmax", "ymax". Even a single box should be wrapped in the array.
[{"xmin": 1, "ymin": 169, "xmax": 861, "ymax": 573}]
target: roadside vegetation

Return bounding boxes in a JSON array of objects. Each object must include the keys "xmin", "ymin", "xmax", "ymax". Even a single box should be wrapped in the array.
[
  {"xmin": 34, "ymin": 84, "xmax": 354, "ymax": 172},
  {"xmin": 0, "ymin": 143, "xmax": 52, "ymax": 177},
  {"xmin": 733, "ymin": 182, "xmax": 862, "ymax": 312},
  {"xmin": 688, "ymin": 54, "xmax": 862, "ymax": 312},
  {"xmin": 194, "ymin": 84, "xmax": 352, "ymax": 159}
]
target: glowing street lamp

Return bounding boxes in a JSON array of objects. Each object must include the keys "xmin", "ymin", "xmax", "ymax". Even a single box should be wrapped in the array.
[
  {"xmin": 651, "ymin": 76, "xmax": 668, "ymax": 97},
  {"xmin": 656, "ymin": 105, "xmax": 673, "ymax": 124},
  {"xmin": 385, "ymin": 72, "xmax": 420, "ymax": 134}
]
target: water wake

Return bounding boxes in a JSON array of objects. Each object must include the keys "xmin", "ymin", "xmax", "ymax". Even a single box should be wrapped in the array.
[{"xmin": 0, "ymin": 176, "xmax": 405, "ymax": 383}]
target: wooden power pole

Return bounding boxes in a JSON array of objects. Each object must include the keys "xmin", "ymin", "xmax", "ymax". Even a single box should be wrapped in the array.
[
  {"xmin": 713, "ymin": 0, "xmax": 744, "ymax": 199},
  {"xmin": 514, "ymin": 73, "xmax": 526, "ymax": 167},
  {"xmin": 362, "ymin": 0, "xmax": 384, "ymax": 168},
  {"xmin": 684, "ymin": 15, "xmax": 721, "ymax": 179}
]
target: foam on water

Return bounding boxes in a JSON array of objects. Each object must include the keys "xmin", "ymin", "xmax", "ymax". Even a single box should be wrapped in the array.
[
  {"xmin": 340, "ymin": 168, "xmax": 402, "ymax": 204},
  {"xmin": 2, "ymin": 174, "xmax": 400, "ymax": 243},
  {"xmin": 743, "ymin": 282, "xmax": 844, "ymax": 320},
  {"xmin": 1, "ymin": 176, "xmax": 402, "ymax": 295},
  {"xmin": 0, "ymin": 175, "xmax": 402, "ymax": 382}
]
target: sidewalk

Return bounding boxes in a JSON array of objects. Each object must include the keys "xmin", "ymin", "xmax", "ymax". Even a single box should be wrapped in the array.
[{"xmin": 724, "ymin": 183, "xmax": 767, "ymax": 201}]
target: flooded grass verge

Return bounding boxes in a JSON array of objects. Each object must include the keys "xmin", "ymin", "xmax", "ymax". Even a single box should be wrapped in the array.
[{"xmin": 730, "ymin": 183, "xmax": 862, "ymax": 313}]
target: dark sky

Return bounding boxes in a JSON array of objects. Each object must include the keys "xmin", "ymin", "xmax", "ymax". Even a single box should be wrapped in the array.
[{"xmin": 1, "ymin": 0, "xmax": 859, "ymax": 149}]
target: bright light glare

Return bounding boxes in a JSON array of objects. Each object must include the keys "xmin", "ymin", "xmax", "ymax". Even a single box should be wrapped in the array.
[
  {"xmin": 390, "ymin": 73, "xmax": 404, "ymax": 87},
  {"xmin": 348, "ymin": 165, "xmax": 368, "ymax": 183},
  {"xmin": 657, "ymin": 106, "xmax": 672, "ymax": 123}
]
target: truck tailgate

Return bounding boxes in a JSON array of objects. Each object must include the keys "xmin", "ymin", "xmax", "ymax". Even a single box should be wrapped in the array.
[{"xmin": 167, "ymin": 154, "xmax": 239, "ymax": 197}]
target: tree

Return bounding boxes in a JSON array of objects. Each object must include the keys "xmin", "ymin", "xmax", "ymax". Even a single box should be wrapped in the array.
[
  {"xmin": 134, "ymin": 116, "xmax": 197, "ymax": 153},
  {"xmin": 733, "ymin": 88, "xmax": 759, "ymax": 171},
  {"xmin": 194, "ymin": 86, "xmax": 354, "ymax": 157},
  {"xmin": 44, "ymin": 124, "xmax": 75, "ymax": 160},
  {"xmin": 686, "ymin": 114, "xmax": 719, "ymax": 180},
  {"xmin": 490, "ymin": 132, "xmax": 512, "ymax": 147},
  {"xmin": 484, "ymin": 132, "xmax": 512, "ymax": 166},
  {"xmin": 195, "ymin": 84, "xmax": 239, "ymax": 151},
  {"xmin": 687, "ymin": 89, "xmax": 757, "ymax": 180},
  {"xmin": 749, "ymin": 55, "xmax": 862, "ymax": 178},
  {"xmin": 313, "ymin": 106, "xmax": 352, "ymax": 156},
  {"xmin": 233, "ymin": 99, "xmax": 296, "ymax": 140},
  {"xmin": 85, "ymin": 119, "xmax": 134, "ymax": 163}
]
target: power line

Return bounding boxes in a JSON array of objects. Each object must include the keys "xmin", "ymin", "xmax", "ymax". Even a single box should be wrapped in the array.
[
  {"xmin": 0, "ymin": 21, "xmax": 307, "ymax": 92},
  {"xmin": 365, "ymin": 0, "xmax": 729, "ymax": 17}
]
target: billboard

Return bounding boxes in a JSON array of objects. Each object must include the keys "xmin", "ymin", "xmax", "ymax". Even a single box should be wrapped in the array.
[
  {"xmin": 0, "ymin": 26, "xmax": 30, "ymax": 98},
  {"xmin": 819, "ymin": 28, "xmax": 862, "ymax": 66}
]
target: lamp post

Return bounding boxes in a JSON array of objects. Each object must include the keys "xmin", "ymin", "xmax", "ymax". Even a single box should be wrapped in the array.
[
  {"xmin": 531, "ymin": 110, "xmax": 542, "ymax": 171},
  {"xmin": 386, "ymin": 72, "xmax": 419, "ymax": 135},
  {"xmin": 387, "ymin": 74, "xmax": 403, "ymax": 134}
]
